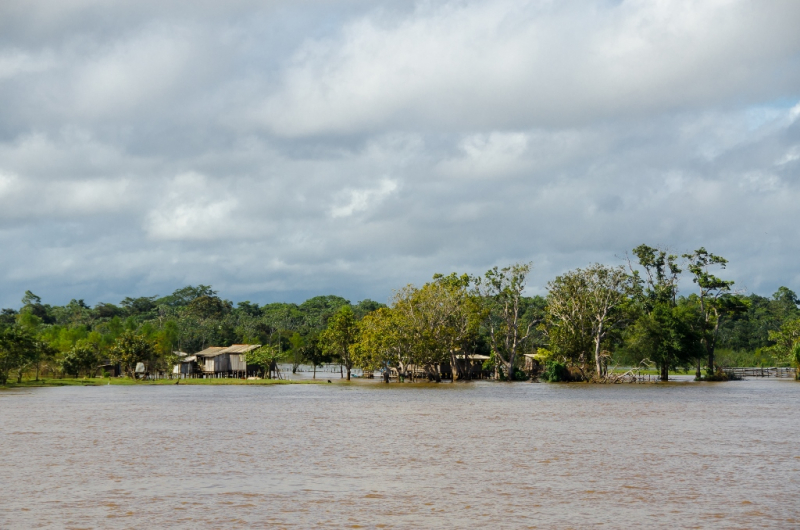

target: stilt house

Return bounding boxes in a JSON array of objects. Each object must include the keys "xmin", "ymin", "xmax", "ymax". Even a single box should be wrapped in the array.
[{"xmin": 194, "ymin": 344, "xmax": 261, "ymax": 377}]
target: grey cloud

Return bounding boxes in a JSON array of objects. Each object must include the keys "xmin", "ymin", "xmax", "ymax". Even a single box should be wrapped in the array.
[{"xmin": 0, "ymin": 0, "xmax": 798, "ymax": 308}]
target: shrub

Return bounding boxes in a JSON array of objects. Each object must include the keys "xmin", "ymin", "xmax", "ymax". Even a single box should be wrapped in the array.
[{"xmin": 542, "ymin": 361, "xmax": 570, "ymax": 382}]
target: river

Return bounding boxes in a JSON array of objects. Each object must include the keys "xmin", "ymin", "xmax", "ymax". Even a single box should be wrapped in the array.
[{"xmin": 1, "ymin": 378, "xmax": 799, "ymax": 528}]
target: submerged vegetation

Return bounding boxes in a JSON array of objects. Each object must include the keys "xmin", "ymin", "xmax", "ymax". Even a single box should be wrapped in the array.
[{"xmin": 1, "ymin": 245, "xmax": 799, "ymax": 385}]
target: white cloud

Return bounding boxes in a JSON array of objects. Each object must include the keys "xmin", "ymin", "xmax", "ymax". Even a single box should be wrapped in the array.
[
  {"xmin": 145, "ymin": 172, "xmax": 242, "ymax": 240},
  {"xmin": 439, "ymin": 132, "xmax": 529, "ymax": 178},
  {"xmin": 259, "ymin": 0, "xmax": 800, "ymax": 136},
  {"xmin": 70, "ymin": 26, "xmax": 200, "ymax": 117},
  {"xmin": 331, "ymin": 178, "xmax": 398, "ymax": 218},
  {"xmin": 0, "ymin": 49, "xmax": 55, "ymax": 80}
]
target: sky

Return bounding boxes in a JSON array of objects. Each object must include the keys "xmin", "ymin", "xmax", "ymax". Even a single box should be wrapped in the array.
[{"xmin": 1, "ymin": 0, "xmax": 799, "ymax": 308}]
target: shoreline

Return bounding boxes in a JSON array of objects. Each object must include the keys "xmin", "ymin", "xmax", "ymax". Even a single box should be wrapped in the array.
[{"xmin": 0, "ymin": 377, "xmax": 322, "ymax": 389}]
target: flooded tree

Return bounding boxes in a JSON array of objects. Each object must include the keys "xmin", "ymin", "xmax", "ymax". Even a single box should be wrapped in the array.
[
  {"xmin": 478, "ymin": 263, "xmax": 541, "ymax": 381},
  {"xmin": 547, "ymin": 264, "xmax": 633, "ymax": 380},
  {"xmin": 320, "ymin": 306, "xmax": 359, "ymax": 380},
  {"xmin": 682, "ymin": 248, "xmax": 737, "ymax": 375}
]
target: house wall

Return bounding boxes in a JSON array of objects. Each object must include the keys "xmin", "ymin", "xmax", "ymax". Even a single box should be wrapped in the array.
[{"xmin": 230, "ymin": 354, "xmax": 247, "ymax": 372}]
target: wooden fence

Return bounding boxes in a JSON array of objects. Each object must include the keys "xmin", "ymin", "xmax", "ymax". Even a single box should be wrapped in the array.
[{"xmin": 723, "ymin": 367, "xmax": 796, "ymax": 379}]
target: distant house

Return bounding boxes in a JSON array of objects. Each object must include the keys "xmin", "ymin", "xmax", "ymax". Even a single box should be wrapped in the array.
[
  {"xmin": 522, "ymin": 353, "xmax": 543, "ymax": 377},
  {"xmin": 452, "ymin": 354, "xmax": 491, "ymax": 379},
  {"xmin": 96, "ymin": 361, "xmax": 121, "ymax": 377},
  {"xmin": 193, "ymin": 344, "xmax": 261, "ymax": 377},
  {"xmin": 172, "ymin": 351, "xmax": 197, "ymax": 377}
]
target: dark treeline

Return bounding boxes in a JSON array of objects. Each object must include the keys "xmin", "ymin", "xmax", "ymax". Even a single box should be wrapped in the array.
[{"xmin": 1, "ymin": 244, "xmax": 799, "ymax": 384}]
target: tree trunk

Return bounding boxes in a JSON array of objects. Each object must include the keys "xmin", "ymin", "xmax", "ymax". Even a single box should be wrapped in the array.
[
  {"xmin": 340, "ymin": 364, "xmax": 343, "ymax": 378},
  {"xmin": 707, "ymin": 340, "xmax": 715, "ymax": 374},
  {"xmin": 346, "ymin": 367, "xmax": 351, "ymax": 381},
  {"xmin": 594, "ymin": 322, "xmax": 604, "ymax": 377},
  {"xmin": 506, "ymin": 356, "xmax": 515, "ymax": 382},
  {"xmin": 661, "ymin": 363, "xmax": 669, "ymax": 382},
  {"xmin": 313, "ymin": 364, "xmax": 316, "ymax": 379}
]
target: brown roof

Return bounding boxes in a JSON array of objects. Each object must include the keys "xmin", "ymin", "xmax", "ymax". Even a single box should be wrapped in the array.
[
  {"xmin": 194, "ymin": 346, "xmax": 226, "ymax": 357},
  {"xmin": 220, "ymin": 344, "xmax": 261, "ymax": 354},
  {"xmin": 195, "ymin": 344, "xmax": 261, "ymax": 358}
]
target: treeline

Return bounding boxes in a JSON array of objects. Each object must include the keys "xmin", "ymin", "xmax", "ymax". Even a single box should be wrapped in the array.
[
  {"xmin": 1, "ymin": 245, "xmax": 799, "ymax": 384},
  {"xmin": 0, "ymin": 286, "xmax": 382, "ymax": 383}
]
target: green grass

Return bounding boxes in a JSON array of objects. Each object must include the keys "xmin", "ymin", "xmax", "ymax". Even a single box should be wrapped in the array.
[{"xmin": 1, "ymin": 376, "xmax": 319, "ymax": 388}]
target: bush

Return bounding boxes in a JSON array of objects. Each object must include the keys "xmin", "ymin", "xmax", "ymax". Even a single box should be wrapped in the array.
[{"xmin": 542, "ymin": 361, "xmax": 571, "ymax": 382}]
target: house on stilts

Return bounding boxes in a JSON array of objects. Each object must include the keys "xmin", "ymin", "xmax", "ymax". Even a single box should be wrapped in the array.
[{"xmin": 173, "ymin": 344, "xmax": 261, "ymax": 378}]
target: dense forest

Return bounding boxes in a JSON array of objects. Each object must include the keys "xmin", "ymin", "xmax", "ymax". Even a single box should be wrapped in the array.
[{"xmin": 1, "ymin": 244, "xmax": 799, "ymax": 384}]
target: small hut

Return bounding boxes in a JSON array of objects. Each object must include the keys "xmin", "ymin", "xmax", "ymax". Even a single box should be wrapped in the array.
[
  {"xmin": 523, "ymin": 353, "xmax": 542, "ymax": 378},
  {"xmin": 452, "ymin": 354, "xmax": 491, "ymax": 379},
  {"xmin": 172, "ymin": 353, "xmax": 197, "ymax": 377},
  {"xmin": 96, "ymin": 361, "xmax": 120, "ymax": 377}
]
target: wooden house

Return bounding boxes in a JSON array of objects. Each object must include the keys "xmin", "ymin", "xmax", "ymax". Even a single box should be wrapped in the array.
[
  {"xmin": 449, "ymin": 354, "xmax": 491, "ymax": 379},
  {"xmin": 172, "ymin": 354, "xmax": 197, "ymax": 376},
  {"xmin": 194, "ymin": 344, "xmax": 261, "ymax": 377},
  {"xmin": 523, "ymin": 353, "xmax": 543, "ymax": 378}
]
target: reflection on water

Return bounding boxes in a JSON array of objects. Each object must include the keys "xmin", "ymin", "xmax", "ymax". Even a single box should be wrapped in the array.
[{"xmin": 1, "ymin": 380, "xmax": 799, "ymax": 528}]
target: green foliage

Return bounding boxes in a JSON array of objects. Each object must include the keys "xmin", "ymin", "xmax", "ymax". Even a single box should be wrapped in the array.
[
  {"xmin": 766, "ymin": 317, "xmax": 800, "ymax": 366},
  {"xmin": 245, "ymin": 345, "xmax": 283, "ymax": 378},
  {"xmin": 478, "ymin": 263, "xmax": 541, "ymax": 380},
  {"xmin": 320, "ymin": 306, "xmax": 359, "ymax": 379},
  {"xmin": 541, "ymin": 361, "xmax": 571, "ymax": 382},
  {"xmin": 110, "ymin": 331, "xmax": 156, "ymax": 378},
  {"xmin": 60, "ymin": 344, "xmax": 98, "ymax": 378},
  {"xmin": 0, "ymin": 326, "xmax": 37, "ymax": 384},
  {"xmin": 2, "ymin": 252, "xmax": 798, "ymax": 385}
]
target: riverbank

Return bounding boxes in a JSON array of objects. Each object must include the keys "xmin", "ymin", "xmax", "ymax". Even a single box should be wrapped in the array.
[{"xmin": 0, "ymin": 377, "xmax": 319, "ymax": 388}]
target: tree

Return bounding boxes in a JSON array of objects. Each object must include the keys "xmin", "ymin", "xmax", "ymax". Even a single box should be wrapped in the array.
[
  {"xmin": 299, "ymin": 333, "xmax": 328, "ymax": 379},
  {"xmin": 110, "ymin": 331, "xmax": 156, "ymax": 379},
  {"xmin": 626, "ymin": 303, "xmax": 701, "ymax": 381},
  {"xmin": 355, "ymin": 307, "xmax": 415, "ymax": 380},
  {"xmin": 20, "ymin": 291, "xmax": 54, "ymax": 324},
  {"xmin": 477, "ymin": 263, "xmax": 540, "ymax": 381},
  {"xmin": 60, "ymin": 344, "xmax": 98, "ymax": 378},
  {"xmin": 682, "ymin": 248, "xmax": 735, "ymax": 373},
  {"xmin": 320, "ymin": 306, "xmax": 359, "ymax": 380},
  {"xmin": 33, "ymin": 340, "xmax": 58, "ymax": 381},
  {"xmin": 625, "ymin": 244, "xmax": 694, "ymax": 381},
  {"xmin": 547, "ymin": 264, "xmax": 633, "ymax": 379},
  {"xmin": 766, "ymin": 318, "xmax": 800, "ymax": 368},
  {"xmin": 245, "ymin": 345, "xmax": 283, "ymax": 379},
  {"xmin": 0, "ymin": 326, "xmax": 37, "ymax": 384},
  {"xmin": 289, "ymin": 332, "xmax": 304, "ymax": 374}
]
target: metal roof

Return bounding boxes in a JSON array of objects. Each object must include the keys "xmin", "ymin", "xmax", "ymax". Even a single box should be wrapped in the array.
[
  {"xmin": 193, "ymin": 346, "xmax": 226, "ymax": 357},
  {"xmin": 195, "ymin": 344, "xmax": 261, "ymax": 357},
  {"xmin": 219, "ymin": 344, "xmax": 261, "ymax": 354}
]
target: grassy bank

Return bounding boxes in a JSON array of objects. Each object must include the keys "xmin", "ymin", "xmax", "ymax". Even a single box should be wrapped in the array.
[{"xmin": 1, "ymin": 377, "xmax": 318, "ymax": 389}]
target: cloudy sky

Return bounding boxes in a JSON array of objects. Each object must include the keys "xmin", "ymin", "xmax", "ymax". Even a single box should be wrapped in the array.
[{"xmin": 1, "ymin": 0, "xmax": 799, "ymax": 308}]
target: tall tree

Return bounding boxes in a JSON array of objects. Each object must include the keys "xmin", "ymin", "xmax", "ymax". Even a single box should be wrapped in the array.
[
  {"xmin": 477, "ymin": 263, "xmax": 540, "ymax": 381},
  {"xmin": 0, "ymin": 326, "xmax": 37, "ymax": 384},
  {"xmin": 626, "ymin": 244, "xmax": 693, "ymax": 381},
  {"xmin": 548, "ymin": 264, "xmax": 632, "ymax": 379},
  {"xmin": 320, "ymin": 306, "xmax": 359, "ymax": 380},
  {"xmin": 682, "ymin": 248, "xmax": 735, "ymax": 373},
  {"xmin": 110, "ymin": 331, "xmax": 156, "ymax": 379}
]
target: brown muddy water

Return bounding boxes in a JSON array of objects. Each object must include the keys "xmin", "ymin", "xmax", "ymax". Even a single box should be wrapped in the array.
[{"xmin": 1, "ymin": 379, "xmax": 799, "ymax": 529}]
